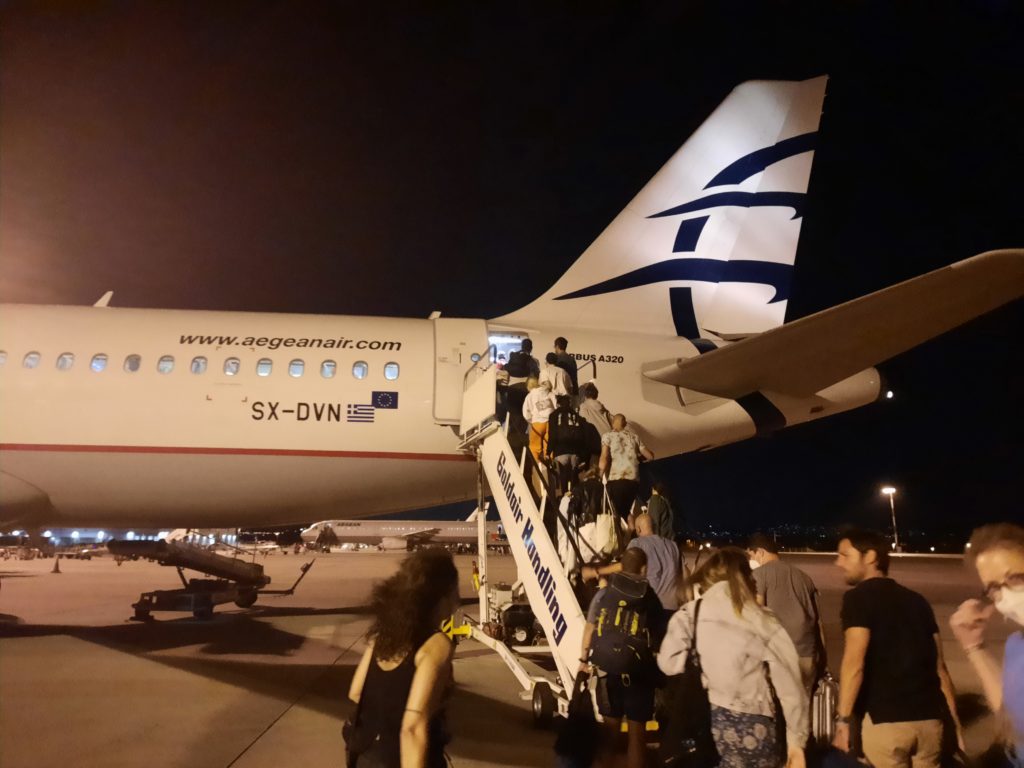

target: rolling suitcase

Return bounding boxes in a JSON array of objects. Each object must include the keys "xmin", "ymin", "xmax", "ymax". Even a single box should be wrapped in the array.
[{"xmin": 811, "ymin": 670, "xmax": 839, "ymax": 746}]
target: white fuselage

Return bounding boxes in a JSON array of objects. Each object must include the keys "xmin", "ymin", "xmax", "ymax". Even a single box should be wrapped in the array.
[
  {"xmin": 300, "ymin": 519, "xmax": 503, "ymax": 548},
  {"xmin": 0, "ymin": 303, "xmax": 880, "ymax": 528}
]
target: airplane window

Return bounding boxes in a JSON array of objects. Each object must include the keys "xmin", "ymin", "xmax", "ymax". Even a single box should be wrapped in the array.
[
  {"xmin": 0, "ymin": 350, "xmax": 7, "ymax": 366},
  {"xmin": 56, "ymin": 352, "xmax": 75, "ymax": 371},
  {"xmin": 123, "ymin": 354, "xmax": 141, "ymax": 373},
  {"xmin": 256, "ymin": 358, "xmax": 272, "ymax": 376},
  {"xmin": 23, "ymin": 351, "xmax": 41, "ymax": 369},
  {"xmin": 384, "ymin": 362, "xmax": 400, "ymax": 381},
  {"xmin": 321, "ymin": 360, "xmax": 336, "ymax": 378},
  {"xmin": 352, "ymin": 361, "xmax": 368, "ymax": 380},
  {"xmin": 223, "ymin": 357, "xmax": 240, "ymax": 376},
  {"xmin": 288, "ymin": 359, "xmax": 304, "ymax": 378},
  {"xmin": 90, "ymin": 353, "xmax": 108, "ymax": 372},
  {"xmin": 157, "ymin": 355, "xmax": 174, "ymax": 374},
  {"xmin": 190, "ymin": 356, "xmax": 208, "ymax": 374}
]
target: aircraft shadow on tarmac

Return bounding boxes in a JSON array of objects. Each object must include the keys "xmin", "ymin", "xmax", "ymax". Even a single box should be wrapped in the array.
[{"xmin": 0, "ymin": 603, "xmax": 371, "ymax": 653}]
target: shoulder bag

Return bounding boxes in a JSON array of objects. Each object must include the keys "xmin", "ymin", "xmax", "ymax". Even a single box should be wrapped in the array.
[{"xmin": 657, "ymin": 599, "xmax": 719, "ymax": 767}]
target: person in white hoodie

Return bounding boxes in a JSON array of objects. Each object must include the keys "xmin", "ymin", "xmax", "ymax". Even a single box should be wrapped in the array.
[
  {"xmin": 522, "ymin": 378, "xmax": 556, "ymax": 463},
  {"xmin": 658, "ymin": 547, "xmax": 808, "ymax": 768}
]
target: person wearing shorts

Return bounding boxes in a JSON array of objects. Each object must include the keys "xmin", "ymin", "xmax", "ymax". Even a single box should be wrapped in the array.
[{"xmin": 579, "ymin": 548, "xmax": 662, "ymax": 768}]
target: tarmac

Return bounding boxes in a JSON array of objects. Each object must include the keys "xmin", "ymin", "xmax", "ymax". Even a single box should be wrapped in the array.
[{"xmin": 0, "ymin": 549, "xmax": 1014, "ymax": 767}]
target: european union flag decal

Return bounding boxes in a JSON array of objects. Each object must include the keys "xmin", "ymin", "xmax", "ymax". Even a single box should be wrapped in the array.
[{"xmin": 372, "ymin": 391, "xmax": 399, "ymax": 409}]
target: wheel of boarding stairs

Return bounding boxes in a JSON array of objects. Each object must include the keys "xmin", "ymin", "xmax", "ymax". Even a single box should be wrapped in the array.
[
  {"xmin": 234, "ymin": 589, "xmax": 258, "ymax": 608},
  {"xmin": 532, "ymin": 682, "xmax": 555, "ymax": 728},
  {"xmin": 193, "ymin": 595, "xmax": 215, "ymax": 620}
]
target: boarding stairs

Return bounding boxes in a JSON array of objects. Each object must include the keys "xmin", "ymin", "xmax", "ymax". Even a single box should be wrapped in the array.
[{"xmin": 457, "ymin": 347, "xmax": 592, "ymax": 721}]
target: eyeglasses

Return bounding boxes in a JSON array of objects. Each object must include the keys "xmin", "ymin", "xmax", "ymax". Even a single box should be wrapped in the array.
[{"xmin": 981, "ymin": 572, "xmax": 1024, "ymax": 603}]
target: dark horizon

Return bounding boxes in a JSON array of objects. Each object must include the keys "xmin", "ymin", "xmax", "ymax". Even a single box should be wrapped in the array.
[{"xmin": 1, "ymin": 3, "xmax": 1020, "ymax": 535}]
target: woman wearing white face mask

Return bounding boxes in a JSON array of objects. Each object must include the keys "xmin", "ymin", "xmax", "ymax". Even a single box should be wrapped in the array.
[{"xmin": 950, "ymin": 523, "xmax": 1024, "ymax": 766}]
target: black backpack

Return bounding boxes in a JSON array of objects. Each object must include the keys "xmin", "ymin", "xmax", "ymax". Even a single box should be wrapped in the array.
[
  {"xmin": 548, "ymin": 408, "xmax": 588, "ymax": 458},
  {"xmin": 504, "ymin": 350, "xmax": 530, "ymax": 377},
  {"xmin": 589, "ymin": 573, "xmax": 653, "ymax": 675}
]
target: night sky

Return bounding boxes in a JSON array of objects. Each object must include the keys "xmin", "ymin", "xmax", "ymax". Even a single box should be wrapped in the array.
[{"xmin": 1, "ymin": 3, "xmax": 1021, "ymax": 539}]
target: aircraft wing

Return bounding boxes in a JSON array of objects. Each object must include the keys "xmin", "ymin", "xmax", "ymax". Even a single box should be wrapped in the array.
[
  {"xmin": 644, "ymin": 249, "xmax": 1023, "ymax": 398},
  {"xmin": 399, "ymin": 528, "xmax": 442, "ymax": 542}
]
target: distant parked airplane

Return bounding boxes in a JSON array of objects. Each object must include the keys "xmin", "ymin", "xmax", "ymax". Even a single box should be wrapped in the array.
[{"xmin": 300, "ymin": 518, "xmax": 503, "ymax": 551}]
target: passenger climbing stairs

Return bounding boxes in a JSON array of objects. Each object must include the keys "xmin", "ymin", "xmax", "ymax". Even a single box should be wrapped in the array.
[{"xmin": 456, "ymin": 348, "xmax": 591, "ymax": 723}]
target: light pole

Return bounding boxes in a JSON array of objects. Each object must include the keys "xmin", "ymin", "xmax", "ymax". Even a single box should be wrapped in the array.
[{"xmin": 881, "ymin": 486, "xmax": 900, "ymax": 552}]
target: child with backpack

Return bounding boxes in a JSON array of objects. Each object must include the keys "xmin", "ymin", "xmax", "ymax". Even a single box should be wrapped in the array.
[{"xmin": 579, "ymin": 547, "xmax": 666, "ymax": 768}]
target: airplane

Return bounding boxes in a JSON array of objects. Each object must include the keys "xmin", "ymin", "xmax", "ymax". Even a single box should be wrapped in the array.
[
  {"xmin": 163, "ymin": 528, "xmax": 283, "ymax": 555},
  {"xmin": 0, "ymin": 77, "xmax": 1021, "ymax": 532},
  {"xmin": 299, "ymin": 518, "xmax": 504, "ymax": 551}
]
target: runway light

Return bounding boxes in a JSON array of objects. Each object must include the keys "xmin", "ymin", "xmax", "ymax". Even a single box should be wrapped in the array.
[
  {"xmin": 43, "ymin": 530, "xmax": 52, "ymax": 538},
  {"xmin": 965, "ymin": 542, "xmax": 971, "ymax": 549},
  {"xmin": 11, "ymin": 530, "xmax": 21, "ymax": 536},
  {"xmin": 930, "ymin": 546, "xmax": 935, "ymax": 552},
  {"xmin": 885, "ymin": 390, "xmax": 894, "ymax": 399},
  {"xmin": 71, "ymin": 531, "xmax": 80, "ymax": 540},
  {"xmin": 126, "ymin": 531, "xmax": 135, "ymax": 540}
]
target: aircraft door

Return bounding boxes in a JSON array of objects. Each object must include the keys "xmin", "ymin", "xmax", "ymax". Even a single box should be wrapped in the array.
[{"xmin": 432, "ymin": 318, "xmax": 489, "ymax": 424}]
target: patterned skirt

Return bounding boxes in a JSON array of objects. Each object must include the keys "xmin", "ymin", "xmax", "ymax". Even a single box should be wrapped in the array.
[{"xmin": 710, "ymin": 705, "xmax": 783, "ymax": 768}]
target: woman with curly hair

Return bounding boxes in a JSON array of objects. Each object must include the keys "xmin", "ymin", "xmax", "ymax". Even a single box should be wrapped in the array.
[
  {"xmin": 658, "ymin": 547, "xmax": 808, "ymax": 768},
  {"xmin": 347, "ymin": 549, "xmax": 460, "ymax": 768}
]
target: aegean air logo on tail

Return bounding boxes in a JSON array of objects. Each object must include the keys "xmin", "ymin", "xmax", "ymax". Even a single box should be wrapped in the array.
[{"xmin": 554, "ymin": 132, "xmax": 816, "ymax": 311}]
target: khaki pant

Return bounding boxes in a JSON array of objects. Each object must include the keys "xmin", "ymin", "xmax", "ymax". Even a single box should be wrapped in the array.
[{"xmin": 861, "ymin": 713, "xmax": 942, "ymax": 768}]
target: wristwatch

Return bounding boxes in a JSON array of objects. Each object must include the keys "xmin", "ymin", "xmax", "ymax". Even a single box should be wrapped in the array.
[{"xmin": 835, "ymin": 714, "xmax": 852, "ymax": 725}]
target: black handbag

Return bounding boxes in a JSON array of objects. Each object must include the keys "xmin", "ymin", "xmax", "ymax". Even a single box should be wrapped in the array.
[
  {"xmin": 657, "ymin": 599, "xmax": 719, "ymax": 767},
  {"xmin": 343, "ymin": 699, "xmax": 379, "ymax": 768},
  {"xmin": 554, "ymin": 671, "xmax": 602, "ymax": 768},
  {"xmin": 342, "ymin": 709, "xmax": 362, "ymax": 768}
]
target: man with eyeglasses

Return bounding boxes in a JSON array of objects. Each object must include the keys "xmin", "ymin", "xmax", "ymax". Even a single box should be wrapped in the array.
[
  {"xmin": 950, "ymin": 523, "xmax": 1024, "ymax": 766},
  {"xmin": 832, "ymin": 527, "xmax": 963, "ymax": 768}
]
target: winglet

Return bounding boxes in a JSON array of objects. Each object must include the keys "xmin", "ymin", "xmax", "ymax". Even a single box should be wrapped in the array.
[{"xmin": 93, "ymin": 291, "xmax": 114, "ymax": 308}]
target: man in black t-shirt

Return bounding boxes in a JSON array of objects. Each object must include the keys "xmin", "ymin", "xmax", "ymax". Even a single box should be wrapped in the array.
[{"xmin": 832, "ymin": 528, "xmax": 963, "ymax": 768}]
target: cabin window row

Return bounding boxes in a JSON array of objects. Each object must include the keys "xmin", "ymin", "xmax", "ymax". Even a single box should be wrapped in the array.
[{"xmin": 2, "ymin": 351, "xmax": 399, "ymax": 381}]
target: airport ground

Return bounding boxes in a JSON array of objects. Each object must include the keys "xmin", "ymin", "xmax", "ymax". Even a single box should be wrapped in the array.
[{"xmin": 0, "ymin": 550, "xmax": 1013, "ymax": 768}]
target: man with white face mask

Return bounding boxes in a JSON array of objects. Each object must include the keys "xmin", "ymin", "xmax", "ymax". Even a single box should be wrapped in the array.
[
  {"xmin": 950, "ymin": 523, "xmax": 1024, "ymax": 766},
  {"xmin": 832, "ymin": 527, "xmax": 963, "ymax": 767},
  {"xmin": 747, "ymin": 533, "xmax": 824, "ymax": 695}
]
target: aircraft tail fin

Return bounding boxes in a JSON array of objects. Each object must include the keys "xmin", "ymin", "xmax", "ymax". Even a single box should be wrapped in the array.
[{"xmin": 493, "ymin": 77, "xmax": 827, "ymax": 339}]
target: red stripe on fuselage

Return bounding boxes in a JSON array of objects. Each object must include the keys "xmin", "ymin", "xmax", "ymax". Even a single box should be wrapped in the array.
[{"xmin": 0, "ymin": 444, "xmax": 474, "ymax": 461}]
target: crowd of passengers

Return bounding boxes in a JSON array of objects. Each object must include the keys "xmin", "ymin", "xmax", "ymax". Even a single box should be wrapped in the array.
[{"xmin": 343, "ymin": 336, "xmax": 1024, "ymax": 768}]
